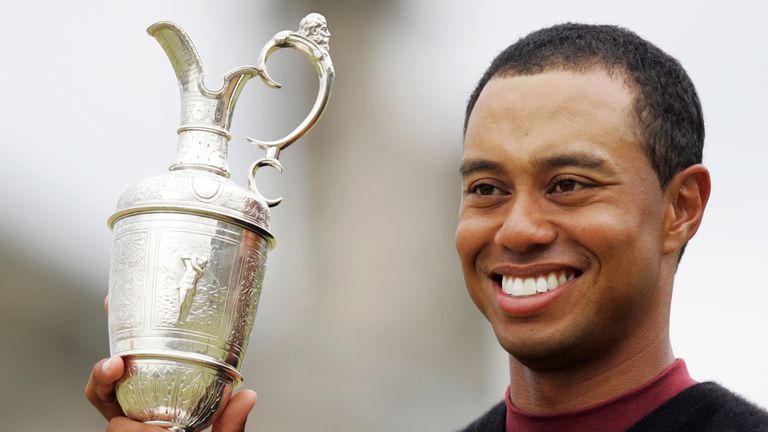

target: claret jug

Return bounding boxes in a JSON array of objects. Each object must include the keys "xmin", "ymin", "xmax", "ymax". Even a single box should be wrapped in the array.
[{"xmin": 106, "ymin": 14, "xmax": 333, "ymax": 431}]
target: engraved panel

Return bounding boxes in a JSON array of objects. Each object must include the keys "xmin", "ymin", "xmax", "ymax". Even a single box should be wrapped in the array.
[
  {"xmin": 228, "ymin": 246, "xmax": 267, "ymax": 355},
  {"xmin": 182, "ymin": 94, "xmax": 217, "ymax": 125},
  {"xmin": 153, "ymin": 227, "xmax": 239, "ymax": 340},
  {"xmin": 109, "ymin": 229, "xmax": 149, "ymax": 335},
  {"xmin": 220, "ymin": 187, "xmax": 269, "ymax": 227}
]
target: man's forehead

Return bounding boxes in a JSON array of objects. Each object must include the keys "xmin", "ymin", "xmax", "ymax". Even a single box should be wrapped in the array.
[
  {"xmin": 469, "ymin": 71, "xmax": 635, "ymax": 136},
  {"xmin": 463, "ymin": 69, "xmax": 643, "ymax": 172},
  {"xmin": 477, "ymin": 70, "xmax": 634, "ymax": 116}
]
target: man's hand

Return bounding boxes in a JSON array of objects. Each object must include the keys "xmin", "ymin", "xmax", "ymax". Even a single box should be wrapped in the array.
[
  {"xmin": 84, "ymin": 356, "xmax": 127, "ymax": 420},
  {"xmin": 84, "ymin": 356, "xmax": 257, "ymax": 431},
  {"xmin": 85, "ymin": 296, "xmax": 257, "ymax": 431}
]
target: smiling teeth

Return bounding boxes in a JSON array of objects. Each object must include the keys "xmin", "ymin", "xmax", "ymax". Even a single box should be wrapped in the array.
[{"xmin": 502, "ymin": 272, "xmax": 575, "ymax": 297}]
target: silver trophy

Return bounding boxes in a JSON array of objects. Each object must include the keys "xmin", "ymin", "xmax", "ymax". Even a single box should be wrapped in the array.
[{"xmin": 106, "ymin": 14, "xmax": 333, "ymax": 431}]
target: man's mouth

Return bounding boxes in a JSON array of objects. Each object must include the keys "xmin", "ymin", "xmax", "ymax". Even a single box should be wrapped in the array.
[{"xmin": 492, "ymin": 271, "xmax": 579, "ymax": 297}]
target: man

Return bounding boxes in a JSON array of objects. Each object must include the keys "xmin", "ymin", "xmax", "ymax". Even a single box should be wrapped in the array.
[
  {"xmin": 456, "ymin": 23, "xmax": 768, "ymax": 431},
  {"xmin": 86, "ymin": 23, "xmax": 768, "ymax": 431}
]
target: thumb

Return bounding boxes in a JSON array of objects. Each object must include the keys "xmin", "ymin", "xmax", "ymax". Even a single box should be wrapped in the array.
[{"xmin": 212, "ymin": 390, "xmax": 257, "ymax": 432}]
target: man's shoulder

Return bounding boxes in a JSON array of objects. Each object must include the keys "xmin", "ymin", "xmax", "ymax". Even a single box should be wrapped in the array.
[
  {"xmin": 629, "ymin": 382, "xmax": 768, "ymax": 432},
  {"xmin": 456, "ymin": 383, "xmax": 768, "ymax": 432},
  {"xmin": 458, "ymin": 401, "xmax": 506, "ymax": 432}
]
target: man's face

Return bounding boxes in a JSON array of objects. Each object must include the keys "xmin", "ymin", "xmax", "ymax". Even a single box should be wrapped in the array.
[{"xmin": 456, "ymin": 69, "xmax": 670, "ymax": 370}]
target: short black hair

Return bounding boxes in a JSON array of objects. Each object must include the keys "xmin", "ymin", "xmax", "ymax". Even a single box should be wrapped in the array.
[{"xmin": 464, "ymin": 23, "xmax": 704, "ymax": 187}]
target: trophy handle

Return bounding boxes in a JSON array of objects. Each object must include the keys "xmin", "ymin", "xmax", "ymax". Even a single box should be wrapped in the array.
[
  {"xmin": 247, "ymin": 13, "xmax": 335, "ymax": 207},
  {"xmin": 248, "ymin": 157, "xmax": 284, "ymax": 208}
]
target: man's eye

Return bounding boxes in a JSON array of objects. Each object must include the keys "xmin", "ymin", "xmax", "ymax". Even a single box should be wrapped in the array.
[
  {"xmin": 549, "ymin": 178, "xmax": 589, "ymax": 193},
  {"xmin": 469, "ymin": 183, "xmax": 504, "ymax": 196}
]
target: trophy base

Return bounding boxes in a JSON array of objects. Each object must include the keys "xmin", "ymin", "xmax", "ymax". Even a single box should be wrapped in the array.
[
  {"xmin": 117, "ymin": 356, "xmax": 235, "ymax": 432},
  {"xmin": 145, "ymin": 420, "xmax": 191, "ymax": 431}
]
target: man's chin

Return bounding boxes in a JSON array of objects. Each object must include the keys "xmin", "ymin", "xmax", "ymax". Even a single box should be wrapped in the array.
[{"xmin": 495, "ymin": 331, "xmax": 592, "ymax": 372}]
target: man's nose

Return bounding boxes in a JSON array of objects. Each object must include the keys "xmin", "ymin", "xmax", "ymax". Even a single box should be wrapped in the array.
[{"xmin": 494, "ymin": 195, "xmax": 557, "ymax": 254}]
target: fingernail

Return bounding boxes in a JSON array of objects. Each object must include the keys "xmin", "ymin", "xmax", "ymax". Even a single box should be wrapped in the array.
[{"xmin": 102, "ymin": 357, "xmax": 112, "ymax": 372}]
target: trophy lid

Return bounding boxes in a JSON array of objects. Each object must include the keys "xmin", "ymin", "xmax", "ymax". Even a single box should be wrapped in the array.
[
  {"xmin": 107, "ymin": 15, "xmax": 334, "ymax": 248},
  {"xmin": 109, "ymin": 169, "xmax": 274, "ymax": 246}
]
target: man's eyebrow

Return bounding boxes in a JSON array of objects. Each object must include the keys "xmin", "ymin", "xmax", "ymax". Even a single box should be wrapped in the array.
[
  {"xmin": 533, "ymin": 153, "xmax": 614, "ymax": 173},
  {"xmin": 459, "ymin": 159, "xmax": 504, "ymax": 177},
  {"xmin": 460, "ymin": 153, "xmax": 615, "ymax": 177}
]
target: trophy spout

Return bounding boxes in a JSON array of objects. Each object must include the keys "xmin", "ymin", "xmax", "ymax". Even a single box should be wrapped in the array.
[
  {"xmin": 147, "ymin": 22, "xmax": 206, "ymax": 93},
  {"xmin": 147, "ymin": 22, "xmax": 263, "ymax": 177}
]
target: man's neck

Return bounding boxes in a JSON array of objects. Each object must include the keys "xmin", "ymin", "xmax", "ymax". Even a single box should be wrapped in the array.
[{"xmin": 508, "ymin": 332, "xmax": 675, "ymax": 414}]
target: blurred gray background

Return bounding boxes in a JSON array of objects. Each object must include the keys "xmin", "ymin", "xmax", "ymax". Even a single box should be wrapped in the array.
[{"xmin": 1, "ymin": 1, "xmax": 766, "ymax": 430}]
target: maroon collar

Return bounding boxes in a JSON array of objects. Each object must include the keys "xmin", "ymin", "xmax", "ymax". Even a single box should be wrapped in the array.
[{"xmin": 505, "ymin": 359, "xmax": 696, "ymax": 432}]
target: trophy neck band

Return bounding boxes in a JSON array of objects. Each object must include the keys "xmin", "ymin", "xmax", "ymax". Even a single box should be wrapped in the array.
[
  {"xmin": 171, "ymin": 129, "xmax": 231, "ymax": 177},
  {"xmin": 177, "ymin": 124, "xmax": 232, "ymax": 139}
]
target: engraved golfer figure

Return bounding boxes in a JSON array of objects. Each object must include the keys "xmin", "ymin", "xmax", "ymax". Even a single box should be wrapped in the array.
[{"xmin": 177, "ymin": 255, "xmax": 208, "ymax": 322}]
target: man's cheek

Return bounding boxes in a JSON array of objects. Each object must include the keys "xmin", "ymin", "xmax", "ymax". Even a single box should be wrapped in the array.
[{"xmin": 455, "ymin": 219, "xmax": 483, "ymax": 257}]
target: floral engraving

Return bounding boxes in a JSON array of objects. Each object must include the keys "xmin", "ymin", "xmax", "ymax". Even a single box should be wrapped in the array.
[
  {"xmin": 228, "ymin": 248, "xmax": 266, "ymax": 355},
  {"xmin": 109, "ymin": 230, "xmax": 149, "ymax": 334}
]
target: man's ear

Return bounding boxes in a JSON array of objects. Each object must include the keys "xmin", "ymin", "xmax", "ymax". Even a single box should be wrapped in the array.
[{"xmin": 662, "ymin": 164, "xmax": 711, "ymax": 255}]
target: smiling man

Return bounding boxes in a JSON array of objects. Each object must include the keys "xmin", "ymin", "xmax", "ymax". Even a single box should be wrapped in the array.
[{"xmin": 456, "ymin": 24, "xmax": 768, "ymax": 431}]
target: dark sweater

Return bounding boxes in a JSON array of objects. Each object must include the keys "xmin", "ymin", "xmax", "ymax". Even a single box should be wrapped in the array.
[{"xmin": 460, "ymin": 383, "xmax": 768, "ymax": 432}]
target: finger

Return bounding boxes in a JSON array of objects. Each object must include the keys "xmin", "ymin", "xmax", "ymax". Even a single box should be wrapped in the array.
[
  {"xmin": 104, "ymin": 295, "xmax": 110, "ymax": 317},
  {"xmin": 212, "ymin": 390, "xmax": 257, "ymax": 432},
  {"xmin": 92, "ymin": 356, "xmax": 125, "ymax": 402},
  {"xmin": 85, "ymin": 356, "xmax": 126, "ymax": 420},
  {"xmin": 107, "ymin": 417, "xmax": 169, "ymax": 432}
]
